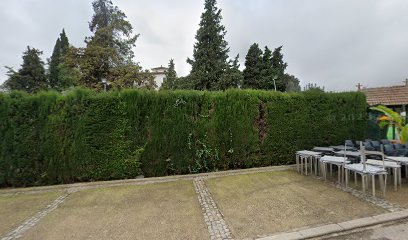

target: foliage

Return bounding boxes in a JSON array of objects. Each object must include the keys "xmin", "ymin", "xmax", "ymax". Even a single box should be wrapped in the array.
[
  {"xmin": 243, "ymin": 43, "xmax": 263, "ymax": 89},
  {"xmin": 370, "ymin": 105, "xmax": 408, "ymax": 143},
  {"xmin": 217, "ymin": 55, "xmax": 243, "ymax": 90},
  {"xmin": 173, "ymin": 76, "xmax": 195, "ymax": 90},
  {"xmin": 243, "ymin": 44, "xmax": 288, "ymax": 91},
  {"xmin": 270, "ymin": 46, "xmax": 288, "ymax": 91},
  {"xmin": 66, "ymin": 0, "xmax": 152, "ymax": 91},
  {"xmin": 187, "ymin": 0, "xmax": 230, "ymax": 90},
  {"xmin": 283, "ymin": 74, "xmax": 301, "ymax": 92},
  {"xmin": 48, "ymin": 29, "xmax": 71, "ymax": 91},
  {"xmin": 3, "ymin": 47, "xmax": 47, "ymax": 93},
  {"xmin": 0, "ymin": 89, "xmax": 367, "ymax": 187},
  {"xmin": 161, "ymin": 59, "xmax": 177, "ymax": 90},
  {"xmin": 304, "ymin": 83, "xmax": 325, "ymax": 92}
]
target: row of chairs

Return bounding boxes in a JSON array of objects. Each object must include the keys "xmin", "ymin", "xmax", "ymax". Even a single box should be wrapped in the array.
[{"xmin": 345, "ymin": 139, "xmax": 408, "ymax": 157}]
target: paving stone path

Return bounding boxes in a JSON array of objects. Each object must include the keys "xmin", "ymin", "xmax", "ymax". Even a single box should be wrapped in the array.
[
  {"xmin": 193, "ymin": 178, "xmax": 233, "ymax": 240},
  {"xmin": 1, "ymin": 191, "xmax": 73, "ymax": 240},
  {"xmin": 319, "ymin": 177, "xmax": 404, "ymax": 212}
]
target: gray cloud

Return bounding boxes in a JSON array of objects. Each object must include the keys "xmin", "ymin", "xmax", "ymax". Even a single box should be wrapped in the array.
[{"xmin": 1, "ymin": 0, "xmax": 408, "ymax": 91}]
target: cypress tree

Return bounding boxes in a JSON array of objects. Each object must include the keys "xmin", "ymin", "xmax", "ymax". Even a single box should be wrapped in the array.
[
  {"xmin": 4, "ymin": 46, "xmax": 47, "ymax": 93},
  {"xmin": 48, "ymin": 29, "xmax": 70, "ymax": 91},
  {"xmin": 259, "ymin": 46, "xmax": 275, "ymax": 90},
  {"xmin": 271, "ymin": 46, "xmax": 288, "ymax": 91},
  {"xmin": 243, "ymin": 43, "xmax": 263, "ymax": 89},
  {"xmin": 187, "ymin": 0, "xmax": 230, "ymax": 90},
  {"xmin": 161, "ymin": 59, "xmax": 177, "ymax": 90}
]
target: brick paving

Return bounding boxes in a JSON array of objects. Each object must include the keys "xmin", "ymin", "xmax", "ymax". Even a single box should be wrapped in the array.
[
  {"xmin": 193, "ymin": 178, "xmax": 233, "ymax": 240},
  {"xmin": 314, "ymin": 175, "xmax": 403, "ymax": 212}
]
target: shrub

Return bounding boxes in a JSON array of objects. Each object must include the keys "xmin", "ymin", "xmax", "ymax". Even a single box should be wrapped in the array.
[{"xmin": 0, "ymin": 88, "xmax": 367, "ymax": 187}]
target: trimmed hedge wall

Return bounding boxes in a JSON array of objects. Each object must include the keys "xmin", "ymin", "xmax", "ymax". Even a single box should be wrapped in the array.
[{"xmin": 0, "ymin": 89, "xmax": 367, "ymax": 187}]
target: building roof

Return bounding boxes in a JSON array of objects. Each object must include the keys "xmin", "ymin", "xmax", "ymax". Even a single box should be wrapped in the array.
[
  {"xmin": 151, "ymin": 66, "xmax": 168, "ymax": 71},
  {"xmin": 361, "ymin": 83, "xmax": 408, "ymax": 106}
]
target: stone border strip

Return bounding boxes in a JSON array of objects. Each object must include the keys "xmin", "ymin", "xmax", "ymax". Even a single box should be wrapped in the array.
[
  {"xmin": 257, "ymin": 209, "xmax": 408, "ymax": 240},
  {"xmin": 193, "ymin": 178, "xmax": 233, "ymax": 240},
  {"xmin": 0, "ymin": 165, "xmax": 294, "ymax": 196},
  {"xmin": 332, "ymin": 182, "xmax": 403, "ymax": 212},
  {"xmin": 1, "ymin": 191, "xmax": 73, "ymax": 240}
]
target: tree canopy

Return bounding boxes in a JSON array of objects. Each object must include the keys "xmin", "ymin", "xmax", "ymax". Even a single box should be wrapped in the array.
[
  {"xmin": 187, "ymin": 0, "xmax": 230, "ymax": 90},
  {"xmin": 4, "ymin": 47, "xmax": 47, "ymax": 93},
  {"xmin": 161, "ymin": 59, "xmax": 177, "ymax": 90},
  {"xmin": 48, "ymin": 29, "xmax": 70, "ymax": 91}
]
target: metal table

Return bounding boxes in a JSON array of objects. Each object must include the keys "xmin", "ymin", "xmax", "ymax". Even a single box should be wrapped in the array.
[
  {"xmin": 330, "ymin": 145, "xmax": 357, "ymax": 151},
  {"xmin": 320, "ymin": 155, "xmax": 350, "ymax": 183},
  {"xmin": 386, "ymin": 156, "xmax": 408, "ymax": 179},
  {"xmin": 296, "ymin": 150, "xmax": 322, "ymax": 176},
  {"xmin": 312, "ymin": 147, "xmax": 334, "ymax": 154},
  {"xmin": 345, "ymin": 163, "xmax": 387, "ymax": 197},
  {"xmin": 366, "ymin": 159, "xmax": 401, "ymax": 191}
]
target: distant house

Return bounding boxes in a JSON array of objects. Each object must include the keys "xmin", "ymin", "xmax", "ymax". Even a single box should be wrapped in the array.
[
  {"xmin": 359, "ymin": 80, "xmax": 408, "ymax": 140},
  {"xmin": 359, "ymin": 80, "xmax": 408, "ymax": 115},
  {"xmin": 151, "ymin": 66, "xmax": 168, "ymax": 89}
]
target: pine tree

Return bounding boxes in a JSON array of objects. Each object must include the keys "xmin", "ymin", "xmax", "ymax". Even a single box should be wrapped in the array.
[
  {"xmin": 48, "ymin": 29, "xmax": 70, "ymax": 91},
  {"xmin": 161, "ymin": 59, "xmax": 177, "ymax": 90},
  {"xmin": 187, "ymin": 0, "xmax": 230, "ymax": 90},
  {"xmin": 4, "ymin": 47, "xmax": 47, "ymax": 93},
  {"xmin": 243, "ymin": 43, "xmax": 263, "ymax": 89}
]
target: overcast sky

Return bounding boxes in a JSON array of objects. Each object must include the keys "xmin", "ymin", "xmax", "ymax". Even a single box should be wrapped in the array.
[{"xmin": 1, "ymin": 0, "xmax": 408, "ymax": 91}]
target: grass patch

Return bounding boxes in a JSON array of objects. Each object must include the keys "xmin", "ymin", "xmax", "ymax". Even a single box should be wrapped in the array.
[
  {"xmin": 206, "ymin": 170, "xmax": 385, "ymax": 239},
  {"xmin": 0, "ymin": 192, "xmax": 61, "ymax": 236},
  {"xmin": 22, "ymin": 180, "xmax": 208, "ymax": 240}
]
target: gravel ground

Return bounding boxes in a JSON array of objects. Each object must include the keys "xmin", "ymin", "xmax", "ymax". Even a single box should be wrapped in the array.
[
  {"xmin": 21, "ymin": 180, "xmax": 208, "ymax": 240},
  {"xmin": 206, "ymin": 171, "xmax": 385, "ymax": 239}
]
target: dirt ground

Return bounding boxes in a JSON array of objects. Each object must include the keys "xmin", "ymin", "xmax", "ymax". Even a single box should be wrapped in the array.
[
  {"xmin": 206, "ymin": 170, "xmax": 385, "ymax": 239},
  {"xmin": 21, "ymin": 180, "xmax": 208, "ymax": 240},
  {"xmin": 0, "ymin": 191, "xmax": 61, "ymax": 236},
  {"xmin": 385, "ymin": 180, "xmax": 408, "ymax": 208}
]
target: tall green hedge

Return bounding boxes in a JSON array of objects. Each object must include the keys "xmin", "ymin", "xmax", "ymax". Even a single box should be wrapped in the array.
[{"xmin": 0, "ymin": 89, "xmax": 367, "ymax": 187}]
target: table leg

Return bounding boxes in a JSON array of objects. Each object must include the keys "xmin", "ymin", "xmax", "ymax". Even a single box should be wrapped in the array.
[
  {"xmin": 300, "ymin": 156, "xmax": 303, "ymax": 175},
  {"xmin": 394, "ymin": 168, "xmax": 397, "ymax": 191},
  {"xmin": 384, "ymin": 174, "xmax": 387, "ymax": 197},
  {"xmin": 399, "ymin": 167, "xmax": 402, "ymax": 187},
  {"xmin": 362, "ymin": 174, "xmax": 366, "ymax": 194},
  {"xmin": 338, "ymin": 166, "xmax": 341, "ymax": 183},
  {"xmin": 354, "ymin": 172, "xmax": 357, "ymax": 185},
  {"xmin": 372, "ymin": 175, "xmax": 376, "ymax": 198},
  {"xmin": 296, "ymin": 154, "xmax": 299, "ymax": 173},
  {"xmin": 345, "ymin": 169, "xmax": 349, "ymax": 188},
  {"xmin": 305, "ymin": 157, "xmax": 309, "ymax": 176},
  {"xmin": 330, "ymin": 164, "xmax": 333, "ymax": 177}
]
